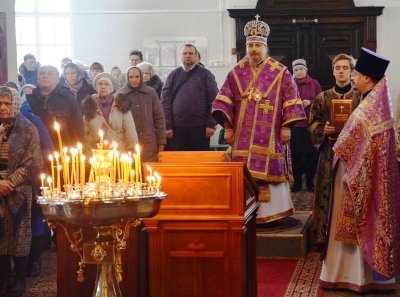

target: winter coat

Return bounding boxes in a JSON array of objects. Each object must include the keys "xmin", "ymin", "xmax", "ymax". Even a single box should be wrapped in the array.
[
  {"xmin": 18, "ymin": 61, "xmax": 41, "ymax": 87},
  {"xmin": 117, "ymin": 84, "xmax": 166, "ymax": 162},
  {"xmin": 146, "ymin": 75, "xmax": 164, "ymax": 99},
  {"xmin": 26, "ymin": 85, "xmax": 85, "ymax": 150},
  {"xmin": 81, "ymin": 93, "xmax": 138, "ymax": 155}
]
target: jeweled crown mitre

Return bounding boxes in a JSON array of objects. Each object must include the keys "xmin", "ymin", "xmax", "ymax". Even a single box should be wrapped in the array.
[{"xmin": 244, "ymin": 14, "xmax": 270, "ymax": 46}]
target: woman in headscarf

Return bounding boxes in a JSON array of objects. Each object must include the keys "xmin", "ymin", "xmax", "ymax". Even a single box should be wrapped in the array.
[
  {"xmin": 81, "ymin": 73, "xmax": 138, "ymax": 156},
  {"xmin": 136, "ymin": 62, "xmax": 164, "ymax": 99},
  {"xmin": 63, "ymin": 62, "xmax": 96, "ymax": 107},
  {"xmin": 118, "ymin": 66, "xmax": 166, "ymax": 162},
  {"xmin": 0, "ymin": 86, "xmax": 42, "ymax": 297}
]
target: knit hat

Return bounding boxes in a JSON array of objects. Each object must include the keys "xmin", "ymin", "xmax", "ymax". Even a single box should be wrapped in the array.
[
  {"xmin": 136, "ymin": 62, "xmax": 155, "ymax": 78},
  {"xmin": 354, "ymin": 47, "xmax": 390, "ymax": 81},
  {"xmin": 244, "ymin": 15, "xmax": 270, "ymax": 46},
  {"xmin": 92, "ymin": 72, "xmax": 119, "ymax": 92},
  {"xmin": 292, "ymin": 59, "xmax": 308, "ymax": 71}
]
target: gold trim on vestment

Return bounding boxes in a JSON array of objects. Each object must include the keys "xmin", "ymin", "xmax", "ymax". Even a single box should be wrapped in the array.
[
  {"xmin": 256, "ymin": 208, "xmax": 294, "ymax": 224},
  {"xmin": 258, "ymin": 186, "xmax": 271, "ymax": 202},
  {"xmin": 283, "ymin": 98, "xmax": 302, "ymax": 108},
  {"xmin": 215, "ymin": 94, "xmax": 234, "ymax": 106}
]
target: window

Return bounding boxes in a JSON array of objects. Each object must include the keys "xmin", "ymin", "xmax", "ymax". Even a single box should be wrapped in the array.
[{"xmin": 15, "ymin": 0, "xmax": 72, "ymax": 69}]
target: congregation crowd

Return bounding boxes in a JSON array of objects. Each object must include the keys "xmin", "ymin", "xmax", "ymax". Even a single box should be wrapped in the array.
[{"xmin": 0, "ymin": 14, "xmax": 399, "ymax": 297}]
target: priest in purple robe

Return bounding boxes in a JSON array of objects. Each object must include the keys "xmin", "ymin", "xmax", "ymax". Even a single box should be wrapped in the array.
[
  {"xmin": 319, "ymin": 47, "xmax": 400, "ymax": 292},
  {"xmin": 211, "ymin": 15, "xmax": 306, "ymax": 223}
]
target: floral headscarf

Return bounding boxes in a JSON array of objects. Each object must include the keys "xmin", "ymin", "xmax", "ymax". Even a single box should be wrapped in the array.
[
  {"xmin": 0, "ymin": 86, "xmax": 22, "ymax": 120},
  {"xmin": 63, "ymin": 62, "xmax": 85, "ymax": 97}
]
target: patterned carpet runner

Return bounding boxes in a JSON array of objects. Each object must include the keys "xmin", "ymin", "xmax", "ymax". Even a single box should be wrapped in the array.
[{"xmin": 284, "ymin": 248, "xmax": 323, "ymax": 297}]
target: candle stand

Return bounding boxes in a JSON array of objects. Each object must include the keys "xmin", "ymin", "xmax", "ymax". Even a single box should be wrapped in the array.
[{"xmin": 38, "ymin": 191, "xmax": 166, "ymax": 297}]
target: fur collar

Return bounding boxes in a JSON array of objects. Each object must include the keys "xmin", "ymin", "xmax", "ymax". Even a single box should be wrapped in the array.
[{"xmin": 81, "ymin": 93, "xmax": 131, "ymax": 120}]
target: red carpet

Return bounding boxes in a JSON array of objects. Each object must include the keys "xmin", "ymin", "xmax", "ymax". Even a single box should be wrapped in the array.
[
  {"xmin": 257, "ymin": 258, "xmax": 298, "ymax": 296},
  {"xmin": 257, "ymin": 249, "xmax": 324, "ymax": 297}
]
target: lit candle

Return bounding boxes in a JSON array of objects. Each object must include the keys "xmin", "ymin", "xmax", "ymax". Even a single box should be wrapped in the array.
[
  {"xmin": 47, "ymin": 176, "xmax": 52, "ymax": 192},
  {"xmin": 116, "ymin": 151, "xmax": 121, "ymax": 181},
  {"xmin": 135, "ymin": 145, "xmax": 142, "ymax": 183},
  {"xmin": 40, "ymin": 173, "xmax": 45, "ymax": 191},
  {"xmin": 57, "ymin": 165, "xmax": 62, "ymax": 193},
  {"xmin": 108, "ymin": 151, "xmax": 114, "ymax": 185},
  {"xmin": 49, "ymin": 155, "xmax": 55, "ymax": 189},
  {"xmin": 130, "ymin": 170, "xmax": 135, "ymax": 183},
  {"xmin": 99, "ymin": 130, "xmax": 104, "ymax": 150},
  {"xmin": 63, "ymin": 147, "xmax": 68, "ymax": 182},
  {"xmin": 80, "ymin": 155, "xmax": 86, "ymax": 189},
  {"xmin": 70, "ymin": 149, "xmax": 76, "ymax": 184},
  {"xmin": 54, "ymin": 122, "xmax": 63, "ymax": 154},
  {"xmin": 156, "ymin": 175, "xmax": 161, "ymax": 192},
  {"xmin": 134, "ymin": 154, "xmax": 138, "ymax": 183},
  {"xmin": 147, "ymin": 165, "xmax": 152, "ymax": 178},
  {"xmin": 111, "ymin": 142, "xmax": 117, "ymax": 184},
  {"xmin": 89, "ymin": 157, "xmax": 94, "ymax": 183},
  {"xmin": 54, "ymin": 152, "xmax": 60, "ymax": 192},
  {"xmin": 77, "ymin": 143, "xmax": 82, "ymax": 180},
  {"xmin": 65, "ymin": 155, "xmax": 70, "ymax": 185}
]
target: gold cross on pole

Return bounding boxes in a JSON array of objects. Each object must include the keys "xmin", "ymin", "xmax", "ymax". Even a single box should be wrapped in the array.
[
  {"xmin": 259, "ymin": 100, "xmax": 274, "ymax": 115},
  {"xmin": 255, "ymin": 14, "xmax": 260, "ymax": 21}
]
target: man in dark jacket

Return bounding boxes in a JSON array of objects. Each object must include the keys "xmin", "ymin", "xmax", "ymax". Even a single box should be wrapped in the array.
[
  {"xmin": 161, "ymin": 44, "xmax": 218, "ymax": 151},
  {"xmin": 26, "ymin": 65, "xmax": 85, "ymax": 151}
]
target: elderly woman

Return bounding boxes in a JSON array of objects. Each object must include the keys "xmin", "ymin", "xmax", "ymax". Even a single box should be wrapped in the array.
[
  {"xmin": 136, "ymin": 62, "xmax": 164, "ymax": 99},
  {"xmin": 81, "ymin": 73, "xmax": 138, "ymax": 155},
  {"xmin": 118, "ymin": 66, "xmax": 166, "ymax": 162},
  {"xmin": 63, "ymin": 62, "xmax": 96, "ymax": 107},
  {"xmin": 0, "ymin": 86, "xmax": 42, "ymax": 297}
]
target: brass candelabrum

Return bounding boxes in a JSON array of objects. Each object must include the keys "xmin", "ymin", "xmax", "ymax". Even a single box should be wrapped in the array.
[
  {"xmin": 38, "ymin": 148, "xmax": 166, "ymax": 297},
  {"xmin": 39, "ymin": 192, "xmax": 166, "ymax": 297}
]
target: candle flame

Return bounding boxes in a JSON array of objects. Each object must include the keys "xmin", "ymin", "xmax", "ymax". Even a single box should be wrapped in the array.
[
  {"xmin": 54, "ymin": 122, "xmax": 60, "ymax": 131},
  {"xmin": 40, "ymin": 173, "xmax": 45, "ymax": 180}
]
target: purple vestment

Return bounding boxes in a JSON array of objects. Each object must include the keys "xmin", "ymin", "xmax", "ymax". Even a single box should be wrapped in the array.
[
  {"xmin": 212, "ymin": 57, "xmax": 306, "ymax": 203},
  {"xmin": 332, "ymin": 77, "xmax": 400, "ymax": 278}
]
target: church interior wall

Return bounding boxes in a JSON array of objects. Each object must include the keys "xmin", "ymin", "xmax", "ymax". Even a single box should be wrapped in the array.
[{"xmin": 1, "ymin": 0, "xmax": 399, "ymax": 128}]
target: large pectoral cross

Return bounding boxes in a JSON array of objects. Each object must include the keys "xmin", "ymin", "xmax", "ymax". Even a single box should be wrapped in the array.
[{"xmin": 259, "ymin": 100, "xmax": 274, "ymax": 115}]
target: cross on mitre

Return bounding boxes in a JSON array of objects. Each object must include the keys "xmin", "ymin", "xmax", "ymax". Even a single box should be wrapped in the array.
[{"xmin": 255, "ymin": 14, "xmax": 260, "ymax": 21}]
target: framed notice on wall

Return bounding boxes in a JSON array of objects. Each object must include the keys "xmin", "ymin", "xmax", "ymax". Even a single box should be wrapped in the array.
[{"xmin": 0, "ymin": 12, "xmax": 7, "ymax": 85}]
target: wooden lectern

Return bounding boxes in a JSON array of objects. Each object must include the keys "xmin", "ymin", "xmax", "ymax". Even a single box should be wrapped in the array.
[{"xmin": 143, "ymin": 151, "xmax": 259, "ymax": 297}]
